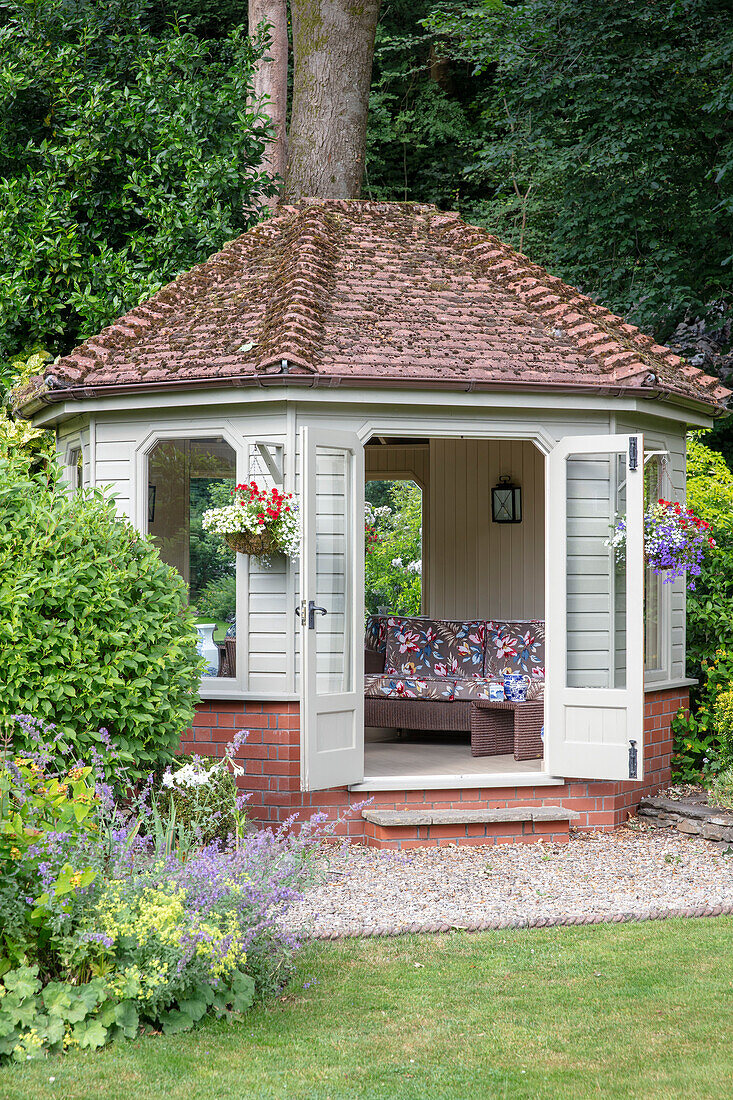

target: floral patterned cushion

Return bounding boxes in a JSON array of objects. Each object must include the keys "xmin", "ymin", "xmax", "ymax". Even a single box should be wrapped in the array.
[
  {"xmin": 365, "ymin": 615, "xmax": 387, "ymax": 655},
  {"xmin": 384, "ymin": 617, "xmax": 486, "ymax": 679},
  {"xmin": 453, "ymin": 678, "xmax": 499, "ymax": 701},
  {"xmin": 483, "ymin": 620, "xmax": 545, "ymax": 679},
  {"xmin": 364, "ymin": 674, "xmax": 456, "ymax": 700}
]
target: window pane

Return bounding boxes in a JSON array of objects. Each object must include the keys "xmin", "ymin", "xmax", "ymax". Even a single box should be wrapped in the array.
[
  {"xmin": 148, "ymin": 438, "xmax": 236, "ymax": 678},
  {"xmin": 644, "ymin": 455, "xmax": 664, "ymax": 671},
  {"xmin": 566, "ymin": 452, "xmax": 627, "ymax": 689},
  {"xmin": 69, "ymin": 448, "xmax": 83, "ymax": 491},
  {"xmin": 315, "ymin": 447, "xmax": 351, "ymax": 694}
]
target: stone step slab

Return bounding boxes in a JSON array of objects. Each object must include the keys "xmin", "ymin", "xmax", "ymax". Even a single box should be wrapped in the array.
[{"xmin": 362, "ymin": 806, "xmax": 580, "ymax": 828}]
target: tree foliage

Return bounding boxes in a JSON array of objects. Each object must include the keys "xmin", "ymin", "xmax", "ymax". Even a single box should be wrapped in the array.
[
  {"xmin": 366, "ymin": 0, "xmax": 733, "ymax": 340},
  {"xmin": 0, "ymin": 0, "xmax": 274, "ymax": 365}
]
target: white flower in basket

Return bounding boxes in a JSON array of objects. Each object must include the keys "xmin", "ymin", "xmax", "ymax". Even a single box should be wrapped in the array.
[{"xmin": 202, "ymin": 482, "xmax": 300, "ymax": 558}]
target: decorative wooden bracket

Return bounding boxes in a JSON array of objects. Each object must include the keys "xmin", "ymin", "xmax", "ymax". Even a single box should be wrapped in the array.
[{"xmin": 253, "ymin": 441, "xmax": 284, "ymax": 484}]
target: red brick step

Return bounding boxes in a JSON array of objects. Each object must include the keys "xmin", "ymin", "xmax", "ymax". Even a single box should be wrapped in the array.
[{"xmin": 362, "ymin": 806, "xmax": 579, "ymax": 849}]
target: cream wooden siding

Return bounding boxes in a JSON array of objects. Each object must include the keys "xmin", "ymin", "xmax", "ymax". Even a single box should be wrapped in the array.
[
  {"xmin": 94, "ymin": 420, "xmax": 136, "ymax": 518},
  {"xmin": 427, "ymin": 438, "xmax": 545, "ymax": 620}
]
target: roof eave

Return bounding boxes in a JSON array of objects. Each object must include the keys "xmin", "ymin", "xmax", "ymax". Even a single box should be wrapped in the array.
[{"xmin": 17, "ymin": 370, "xmax": 728, "ymax": 420}]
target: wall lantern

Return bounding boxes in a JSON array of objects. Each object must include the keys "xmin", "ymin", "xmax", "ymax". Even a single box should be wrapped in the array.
[{"xmin": 491, "ymin": 475, "xmax": 522, "ymax": 524}]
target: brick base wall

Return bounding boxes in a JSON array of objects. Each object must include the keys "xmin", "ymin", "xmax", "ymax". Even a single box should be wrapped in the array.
[{"xmin": 181, "ymin": 687, "xmax": 687, "ymax": 845}]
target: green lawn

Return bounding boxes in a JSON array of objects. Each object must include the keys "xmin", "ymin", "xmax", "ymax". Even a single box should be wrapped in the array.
[{"xmin": 4, "ymin": 919, "xmax": 733, "ymax": 1100}]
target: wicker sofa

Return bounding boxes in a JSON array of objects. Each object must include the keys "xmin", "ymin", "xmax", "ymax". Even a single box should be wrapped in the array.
[{"xmin": 364, "ymin": 615, "xmax": 545, "ymax": 741}]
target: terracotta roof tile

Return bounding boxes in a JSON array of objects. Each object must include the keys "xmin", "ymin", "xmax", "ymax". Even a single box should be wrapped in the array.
[{"xmin": 18, "ymin": 200, "xmax": 730, "ymax": 412}]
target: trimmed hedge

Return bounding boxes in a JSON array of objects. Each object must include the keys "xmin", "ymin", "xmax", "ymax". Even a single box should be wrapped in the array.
[{"xmin": 0, "ymin": 453, "xmax": 203, "ymax": 783}]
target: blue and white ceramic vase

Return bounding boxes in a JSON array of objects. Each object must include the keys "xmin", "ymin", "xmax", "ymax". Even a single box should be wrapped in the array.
[{"xmin": 503, "ymin": 673, "xmax": 528, "ymax": 702}]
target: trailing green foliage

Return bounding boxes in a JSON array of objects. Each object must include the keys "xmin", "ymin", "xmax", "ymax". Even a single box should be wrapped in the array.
[
  {"xmin": 0, "ymin": 0, "xmax": 273, "ymax": 364},
  {"xmin": 0, "ymin": 452, "xmax": 203, "ymax": 784},
  {"xmin": 684, "ymin": 435, "xmax": 733, "ymax": 688},
  {"xmin": 0, "ymin": 960, "xmax": 254, "ymax": 1062}
]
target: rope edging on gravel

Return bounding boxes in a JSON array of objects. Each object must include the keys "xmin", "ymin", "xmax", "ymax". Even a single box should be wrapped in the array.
[{"xmin": 302, "ymin": 903, "xmax": 733, "ymax": 940}]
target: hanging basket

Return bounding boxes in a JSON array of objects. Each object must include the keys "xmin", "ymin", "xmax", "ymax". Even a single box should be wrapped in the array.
[{"xmin": 224, "ymin": 529, "xmax": 280, "ymax": 556}]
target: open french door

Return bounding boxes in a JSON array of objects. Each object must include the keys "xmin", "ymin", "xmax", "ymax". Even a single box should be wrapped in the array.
[
  {"xmin": 545, "ymin": 434, "xmax": 644, "ymax": 781},
  {"xmin": 300, "ymin": 427, "xmax": 364, "ymax": 791}
]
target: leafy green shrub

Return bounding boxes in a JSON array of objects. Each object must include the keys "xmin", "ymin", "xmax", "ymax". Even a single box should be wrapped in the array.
[
  {"xmin": 672, "ymin": 649, "xmax": 733, "ymax": 782},
  {"xmin": 0, "ymin": 452, "xmax": 203, "ymax": 784},
  {"xmin": 713, "ymin": 690, "xmax": 733, "ymax": 766}
]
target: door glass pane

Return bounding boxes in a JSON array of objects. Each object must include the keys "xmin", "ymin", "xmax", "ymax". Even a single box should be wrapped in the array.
[
  {"xmin": 148, "ymin": 437, "xmax": 237, "ymax": 678},
  {"xmin": 566, "ymin": 451, "xmax": 627, "ymax": 689},
  {"xmin": 315, "ymin": 447, "xmax": 351, "ymax": 694},
  {"xmin": 644, "ymin": 455, "xmax": 665, "ymax": 671}
]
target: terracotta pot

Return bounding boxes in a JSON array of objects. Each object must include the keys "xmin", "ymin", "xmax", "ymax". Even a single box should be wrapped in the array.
[{"xmin": 224, "ymin": 529, "xmax": 279, "ymax": 555}]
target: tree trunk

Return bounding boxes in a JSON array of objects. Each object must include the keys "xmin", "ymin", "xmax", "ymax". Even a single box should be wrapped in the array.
[
  {"xmin": 248, "ymin": 0, "xmax": 289, "ymax": 200},
  {"xmin": 285, "ymin": 0, "xmax": 381, "ymax": 200}
]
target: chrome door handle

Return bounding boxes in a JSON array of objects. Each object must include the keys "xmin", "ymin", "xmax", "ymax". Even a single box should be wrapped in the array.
[{"xmin": 308, "ymin": 601, "xmax": 328, "ymax": 629}]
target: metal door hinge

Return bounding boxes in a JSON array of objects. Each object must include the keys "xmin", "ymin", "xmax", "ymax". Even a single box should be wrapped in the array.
[
  {"xmin": 629, "ymin": 437, "xmax": 638, "ymax": 471},
  {"xmin": 628, "ymin": 739, "xmax": 638, "ymax": 779}
]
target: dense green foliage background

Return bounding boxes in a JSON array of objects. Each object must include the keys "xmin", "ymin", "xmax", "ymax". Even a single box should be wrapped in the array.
[
  {"xmin": 0, "ymin": 0, "xmax": 273, "ymax": 385},
  {"xmin": 2, "ymin": 0, "xmax": 731, "ymax": 386}
]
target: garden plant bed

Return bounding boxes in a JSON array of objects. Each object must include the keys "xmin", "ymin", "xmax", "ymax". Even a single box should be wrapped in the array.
[
  {"xmin": 281, "ymin": 824, "xmax": 733, "ymax": 939},
  {"xmin": 637, "ymin": 787, "xmax": 733, "ymax": 845}
]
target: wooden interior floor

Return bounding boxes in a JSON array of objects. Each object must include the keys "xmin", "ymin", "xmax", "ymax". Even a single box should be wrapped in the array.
[{"xmin": 363, "ymin": 734, "xmax": 544, "ymax": 779}]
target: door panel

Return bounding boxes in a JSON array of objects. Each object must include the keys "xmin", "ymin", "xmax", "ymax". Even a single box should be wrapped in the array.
[
  {"xmin": 545, "ymin": 434, "xmax": 644, "ymax": 781},
  {"xmin": 300, "ymin": 428, "xmax": 364, "ymax": 791}
]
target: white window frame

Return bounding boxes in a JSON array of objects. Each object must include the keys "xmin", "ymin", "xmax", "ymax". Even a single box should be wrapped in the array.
[
  {"xmin": 135, "ymin": 424, "xmax": 247, "ymax": 699},
  {"xmin": 64, "ymin": 439, "xmax": 84, "ymax": 491}
]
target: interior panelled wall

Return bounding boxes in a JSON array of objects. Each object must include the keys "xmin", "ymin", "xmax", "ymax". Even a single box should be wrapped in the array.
[{"xmin": 428, "ymin": 438, "xmax": 545, "ymax": 621}]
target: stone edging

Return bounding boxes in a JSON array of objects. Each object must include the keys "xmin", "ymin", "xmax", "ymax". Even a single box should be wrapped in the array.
[
  {"xmin": 638, "ymin": 795, "xmax": 733, "ymax": 843},
  {"xmin": 303, "ymin": 903, "xmax": 733, "ymax": 940}
]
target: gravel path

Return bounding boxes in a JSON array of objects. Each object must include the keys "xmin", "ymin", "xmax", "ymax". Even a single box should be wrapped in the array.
[{"xmin": 282, "ymin": 823, "xmax": 733, "ymax": 938}]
